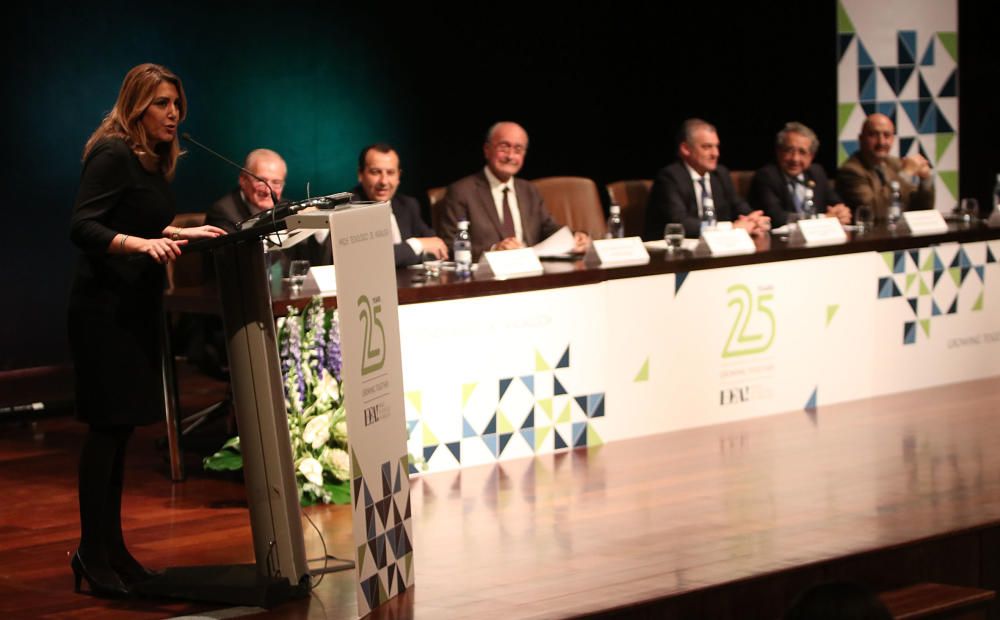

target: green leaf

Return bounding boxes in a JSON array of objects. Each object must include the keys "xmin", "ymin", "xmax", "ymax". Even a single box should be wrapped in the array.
[
  {"xmin": 324, "ymin": 481, "xmax": 352, "ymax": 505},
  {"xmin": 221, "ymin": 435, "xmax": 241, "ymax": 451},
  {"xmin": 203, "ymin": 450, "xmax": 244, "ymax": 471}
]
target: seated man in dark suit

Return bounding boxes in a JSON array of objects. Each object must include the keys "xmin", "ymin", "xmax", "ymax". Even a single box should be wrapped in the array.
[
  {"xmin": 206, "ymin": 148, "xmax": 330, "ymax": 267},
  {"xmin": 836, "ymin": 113, "xmax": 934, "ymax": 223},
  {"xmin": 206, "ymin": 148, "xmax": 287, "ymax": 234},
  {"xmin": 438, "ymin": 121, "xmax": 589, "ymax": 260},
  {"xmin": 749, "ymin": 122, "xmax": 851, "ymax": 228},
  {"xmin": 644, "ymin": 118, "xmax": 769, "ymax": 239},
  {"xmin": 351, "ymin": 143, "xmax": 447, "ymax": 268}
]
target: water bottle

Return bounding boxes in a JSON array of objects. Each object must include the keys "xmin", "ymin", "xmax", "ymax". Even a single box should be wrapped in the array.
[
  {"xmin": 888, "ymin": 180, "xmax": 903, "ymax": 226},
  {"xmin": 701, "ymin": 195, "xmax": 717, "ymax": 233},
  {"xmin": 454, "ymin": 220, "xmax": 472, "ymax": 277},
  {"xmin": 606, "ymin": 204, "xmax": 624, "ymax": 238},
  {"xmin": 802, "ymin": 187, "xmax": 816, "ymax": 220},
  {"xmin": 993, "ymin": 173, "xmax": 1000, "ymax": 213},
  {"xmin": 989, "ymin": 173, "xmax": 1000, "ymax": 226}
]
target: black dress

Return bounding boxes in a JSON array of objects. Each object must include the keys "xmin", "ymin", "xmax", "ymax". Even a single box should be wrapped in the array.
[{"xmin": 68, "ymin": 138, "xmax": 174, "ymax": 426}]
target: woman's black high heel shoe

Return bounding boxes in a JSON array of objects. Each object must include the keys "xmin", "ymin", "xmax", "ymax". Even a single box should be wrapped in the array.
[{"xmin": 71, "ymin": 551, "xmax": 130, "ymax": 597}]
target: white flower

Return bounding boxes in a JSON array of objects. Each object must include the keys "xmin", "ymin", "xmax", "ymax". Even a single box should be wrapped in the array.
[
  {"xmin": 332, "ymin": 419, "xmax": 348, "ymax": 445},
  {"xmin": 297, "ymin": 457, "xmax": 324, "ymax": 486},
  {"xmin": 302, "ymin": 413, "xmax": 332, "ymax": 450},
  {"xmin": 315, "ymin": 369, "xmax": 341, "ymax": 404},
  {"xmin": 322, "ymin": 447, "xmax": 351, "ymax": 480}
]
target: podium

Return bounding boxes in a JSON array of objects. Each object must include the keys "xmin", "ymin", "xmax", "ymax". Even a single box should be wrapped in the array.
[
  {"xmin": 141, "ymin": 202, "xmax": 343, "ymax": 606},
  {"xmin": 146, "ymin": 199, "xmax": 414, "ymax": 613}
]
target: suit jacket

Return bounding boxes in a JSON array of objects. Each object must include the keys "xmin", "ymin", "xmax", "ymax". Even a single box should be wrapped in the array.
[
  {"xmin": 205, "ymin": 189, "xmax": 254, "ymax": 234},
  {"xmin": 748, "ymin": 163, "xmax": 842, "ymax": 228},
  {"xmin": 351, "ymin": 186, "xmax": 435, "ymax": 268},
  {"xmin": 643, "ymin": 162, "xmax": 751, "ymax": 239},
  {"xmin": 836, "ymin": 153, "xmax": 934, "ymax": 222},
  {"xmin": 438, "ymin": 170, "xmax": 562, "ymax": 260},
  {"xmin": 206, "ymin": 188, "xmax": 331, "ymax": 268}
]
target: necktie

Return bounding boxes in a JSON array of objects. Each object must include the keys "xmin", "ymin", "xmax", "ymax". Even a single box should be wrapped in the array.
[
  {"xmin": 790, "ymin": 176, "xmax": 804, "ymax": 212},
  {"xmin": 874, "ymin": 165, "xmax": 887, "ymax": 187},
  {"xmin": 697, "ymin": 176, "xmax": 710, "ymax": 216},
  {"xmin": 500, "ymin": 186, "xmax": 515, "ymax": 239}
]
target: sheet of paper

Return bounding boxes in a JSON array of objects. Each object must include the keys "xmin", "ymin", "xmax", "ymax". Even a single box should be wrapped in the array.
[
  {"xmin": 532, "ymin": 226, "xmax": 576, "ymax": 257},
  {"xmin": 310, "ymin": 265, "xmax": 337, "ymax": 292}
]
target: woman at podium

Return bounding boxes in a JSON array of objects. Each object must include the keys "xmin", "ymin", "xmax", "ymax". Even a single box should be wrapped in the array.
[{"xmin": 67, "ymin": 63, "xmax": 224, "ymax": 596}]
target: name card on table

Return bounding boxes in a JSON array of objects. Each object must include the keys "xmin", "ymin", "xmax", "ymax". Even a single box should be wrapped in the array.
[
  {"xmin": 310, "ymin": 265, "xmax": 337, "ymax": 292},
  {"xmin": 903, "ymin": 210, "xmax": 948, "ymax": 235},
  {"xmin": 584, "ymin": 237, "xmax": 650, "ymax": 268},
  {"xmin": 795, "ymin": 217, "xmax": 847, "ymax": 246},
  {"xmin": 483, "ymin": 248, "xmax": 544, "ymax": 279},
  {"xmin": 699, "ymin": 228, "xmax": 756, "ymax": 256}
]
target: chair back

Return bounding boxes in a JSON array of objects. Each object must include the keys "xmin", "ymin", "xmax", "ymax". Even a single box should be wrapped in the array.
[
  {"xmin": 606, "ymin": 179, "xmax": 653, "ymax": 238},
  {"xmin": 166, "ymin": 213, "xmax": 208, "ymax": 289},
  {"xmin": 427, "ymin": 186, "xmax": 447, "ymax": 233},
  {"xmin": 530, "ymin": 176, "xmax": 606, "ymax": 238},
  {"xmin": 729, "ymin": 170, "xmax": 755, "ymax": 200}
]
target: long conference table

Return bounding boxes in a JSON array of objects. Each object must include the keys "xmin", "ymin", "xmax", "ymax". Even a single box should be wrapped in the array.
[{"xmin": 164, "ymin": 223, "xmax": 1000, "ymax": 478}]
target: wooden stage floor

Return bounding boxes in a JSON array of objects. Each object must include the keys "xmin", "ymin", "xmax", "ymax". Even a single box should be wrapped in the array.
[{"xmin": 1, "ymin": 377, "xmax": 998, "ymax": 619}]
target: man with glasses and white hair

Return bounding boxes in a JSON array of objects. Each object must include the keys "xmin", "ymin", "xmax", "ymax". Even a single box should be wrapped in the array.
[
  {"xmin": 439, "ymin": 121, "xmax": 589, "ymax": 260},
  {"xmin": 748, "ymin": 122, "xmax": 851, "ymax": 228},
  {"xmin": 206, "ymin": 148, "xmax": 288, "ymax": 234}
]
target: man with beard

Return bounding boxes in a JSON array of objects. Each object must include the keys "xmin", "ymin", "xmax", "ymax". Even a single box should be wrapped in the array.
[{"xmin": 836, "ymin": 113, "xmax": 934, "ymax": 223}]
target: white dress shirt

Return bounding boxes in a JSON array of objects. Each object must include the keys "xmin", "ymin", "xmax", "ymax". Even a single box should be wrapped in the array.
[{"xmin": 388, "ymin": 211, "xmax": 425, "ymax": 255}]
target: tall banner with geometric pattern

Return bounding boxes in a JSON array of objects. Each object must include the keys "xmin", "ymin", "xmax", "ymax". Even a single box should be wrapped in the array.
[
  {"xmin": 329, "ymin": 203, "xmax": 414, "ymax": 615},
  {"xmin": 836, "ymin": 0, "xmax": 958, "ymax": 212}
]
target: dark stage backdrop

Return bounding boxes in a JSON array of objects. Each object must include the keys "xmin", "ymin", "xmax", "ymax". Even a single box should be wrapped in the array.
[{"xmin": 1, "ymin": 2, "xmax": 996, "ymax": 369}]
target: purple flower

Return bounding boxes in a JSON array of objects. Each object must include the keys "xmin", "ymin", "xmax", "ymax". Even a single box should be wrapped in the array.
[
  {"xmin": 326, "ymin": 311, "xmax": 342, "ymax": 381},
  {"xmin": 286, "ymin": 313, "xmax": 306, "ymax": 407},
  {"xmin": 308, "ymin": 298, "xmax": 326, "ymax": 372}
]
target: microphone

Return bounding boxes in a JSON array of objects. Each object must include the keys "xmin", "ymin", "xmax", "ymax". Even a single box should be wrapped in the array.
[
  {"xmin": 181, "ymin": 133, "xmax": 352, "ymax": 235},
  {"xmin": 181, "ymin": 132, "xmax": 280, "ymax": 208}
]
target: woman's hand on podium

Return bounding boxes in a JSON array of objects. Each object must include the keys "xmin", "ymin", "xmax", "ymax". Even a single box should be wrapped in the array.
[
  {"xmin": 141, "ymin": 236, "xmax": 186, "ymax": 263},
  {"xmin": 176, "ymin": 224, "xmax": 226, "ymax": 240}
]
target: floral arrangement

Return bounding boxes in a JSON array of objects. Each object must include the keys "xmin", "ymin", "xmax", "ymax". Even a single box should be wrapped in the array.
[{"xmin": 203, "ymin": 296, "xmax": 351, "ymax": 505}]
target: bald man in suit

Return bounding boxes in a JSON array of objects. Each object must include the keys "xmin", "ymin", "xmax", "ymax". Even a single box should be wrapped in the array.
[
  {"xmin": 836, "ymin": 113, "xmax": 934, "ymax": 223},
  {"xmin": 438, "ymin": 122, "xmax": 589, "ymax": 260}
]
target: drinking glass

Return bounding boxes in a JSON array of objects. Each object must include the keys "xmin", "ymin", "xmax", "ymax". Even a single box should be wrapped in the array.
[
  {"xmin": 422, "ymin": 252, "xmax": 442, "ymax": 278},
  {"xmin": 958, "ymin": 198, "xmax": 979, "ymax": 225},
  {"xmin": 289, "ymin": 260, "xmax": 310, "ymax": 291},
  {"xmin": 855, "ymin": 205, "xmax": 874, "ymax": 233},
  {"xmin": 663, "ymin": 223, "xmax": 684, "ymax": 254}
]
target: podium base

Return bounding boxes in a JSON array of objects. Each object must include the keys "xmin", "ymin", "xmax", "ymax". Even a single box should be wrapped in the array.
[{"xmin": 134, "ymin": 563, "xmax": 310, "ymax": 608}]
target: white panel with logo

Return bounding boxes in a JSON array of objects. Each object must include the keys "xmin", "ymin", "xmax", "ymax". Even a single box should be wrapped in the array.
[
  {"xmin": 329, "ymin": 204, "xmax": 415, "ymax": 615},
  {"xmin": 394, "ymin": 241, "xmax": 999, "ymax": 474}
]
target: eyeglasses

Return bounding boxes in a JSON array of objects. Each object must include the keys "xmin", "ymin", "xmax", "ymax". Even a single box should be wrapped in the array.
[
  {"xmin": 779, "ymin": 146, "xmax": 811, "ymax": 157},
  {"xmin": 253, "ymin": 178, "xmax": 286, "ymax": 189},
  {"xmin": 493, "ymin": 141, "xmax": 527, "ymax": 155}
]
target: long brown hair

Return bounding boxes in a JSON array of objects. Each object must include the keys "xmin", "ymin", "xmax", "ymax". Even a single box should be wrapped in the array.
[{"xmin": 83, "ymin": 63, "xmax": 187, "ymax": 179}]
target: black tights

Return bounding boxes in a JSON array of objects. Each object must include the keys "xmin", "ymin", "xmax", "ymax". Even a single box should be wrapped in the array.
[{"xmin": 77, "ymin": 424, "xmax": 139, "ymax": 570}]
